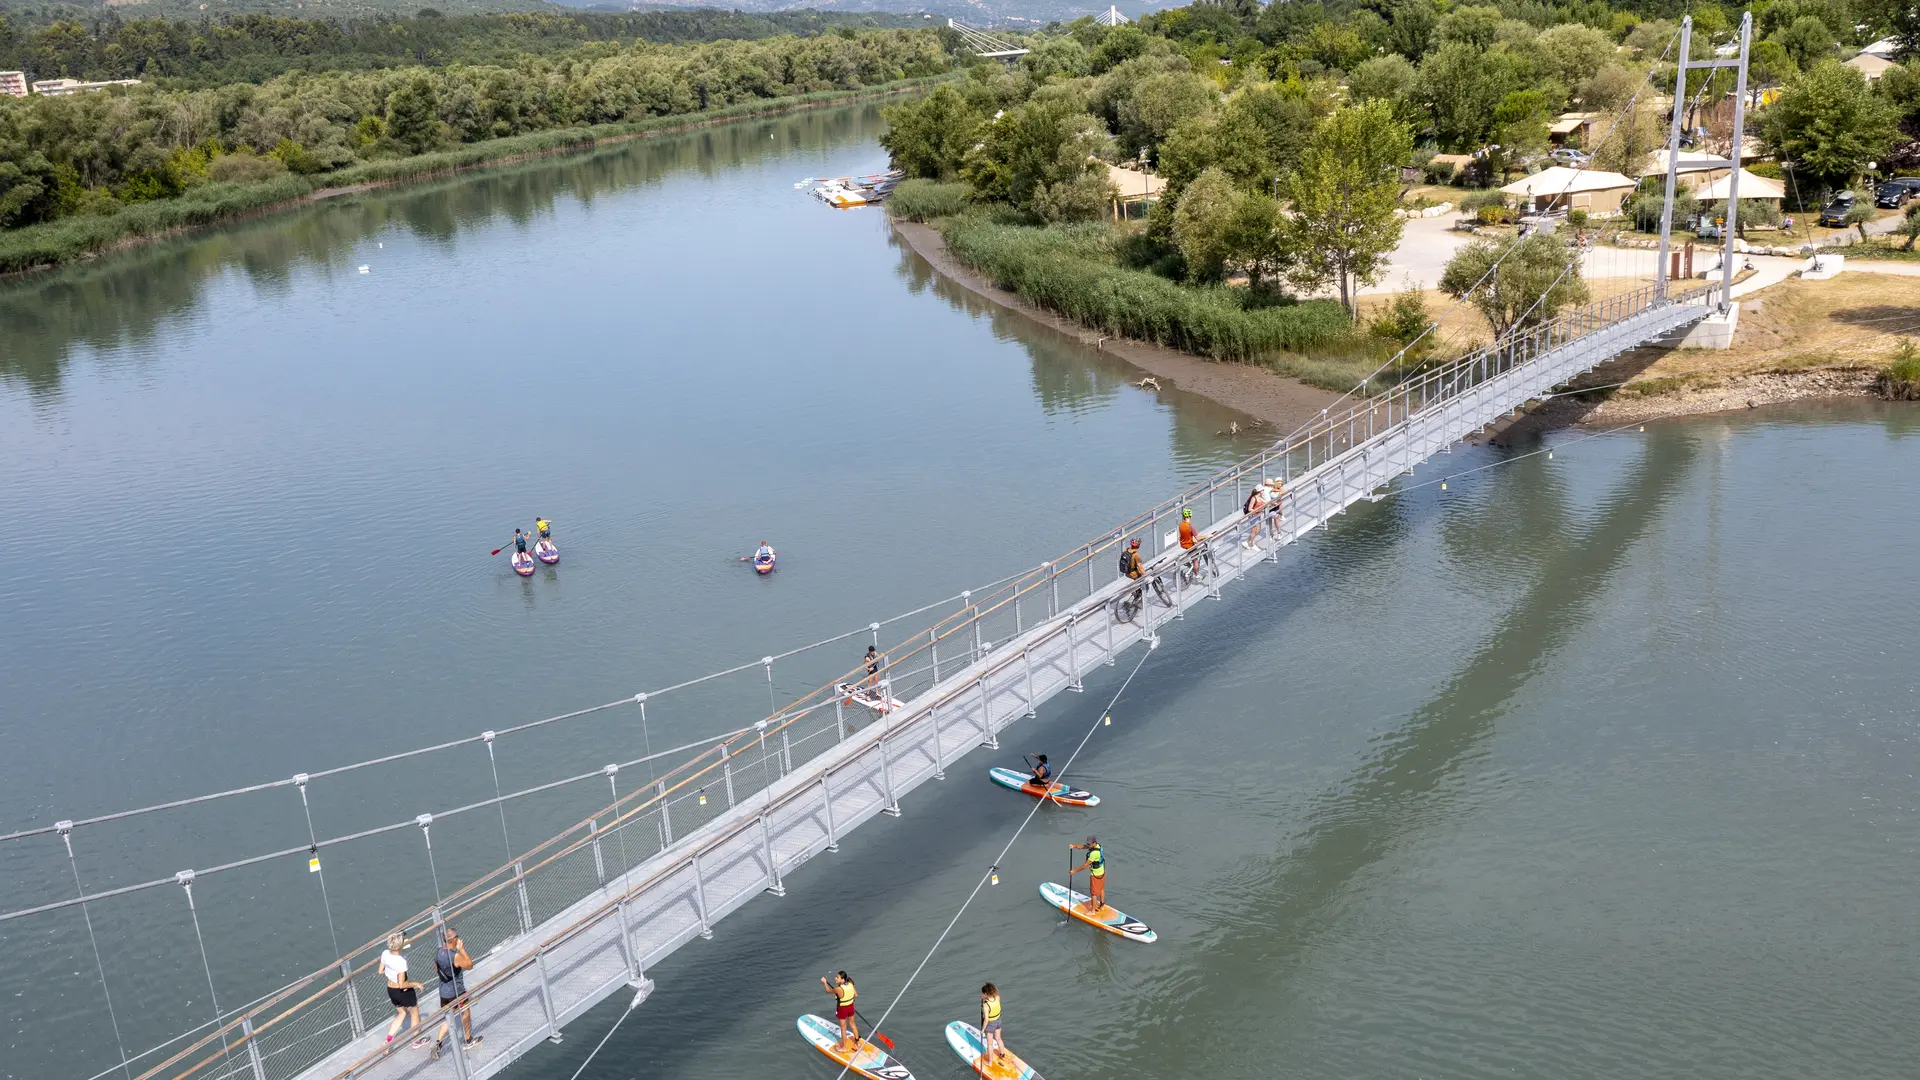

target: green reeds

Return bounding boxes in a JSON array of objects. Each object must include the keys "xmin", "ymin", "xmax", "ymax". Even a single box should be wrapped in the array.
[
  {"xmin": 938, "ymin": 213, "xmax": 1355, "ymax": 364},
  {"xmin": 886, "ymin": 179, "xmax": 971, "ymax": 223}
]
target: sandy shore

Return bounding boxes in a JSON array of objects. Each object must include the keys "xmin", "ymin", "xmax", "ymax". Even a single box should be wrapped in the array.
[{"xmin": 890, "ymin": 219, "xmax": 1342, "ymax": 433}]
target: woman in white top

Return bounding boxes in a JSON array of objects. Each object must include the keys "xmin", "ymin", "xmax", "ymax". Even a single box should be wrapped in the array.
[{"xmin": 380, "ymin": 932, "xmax": 423, "ymax": 1045}]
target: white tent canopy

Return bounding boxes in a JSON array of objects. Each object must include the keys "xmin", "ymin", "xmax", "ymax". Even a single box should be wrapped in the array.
[
  {"xmin": 1499, "ymin": 165, "xmax": 1637, "ymax": 197},
  {"xmin": 1690, "ymin": 169, "xmax": 1786, "ymax": 201}
]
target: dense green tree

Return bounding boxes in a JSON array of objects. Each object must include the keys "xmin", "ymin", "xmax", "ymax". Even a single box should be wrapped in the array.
[
  {"xmin": 1117, "ymin": 71, "xmax": 1216, "ymax": 159},
  {"xmin": 1170, "ymin": 164, "xmax": 1279, "ymax": 281},
  {"xmin": 1347, "ymin": 55, "xmax": 1418, "ymax": 120},
  {"xmin": 1417, "ymin": 41, "xmax": 1532, "ymax": 149},
  {"xmin": 881, "ymin": 85, "xmax": 981, "ymax": 180},
  {"xmin": 384, "ymin": 75, "xmax": 442, "ymax": 154},
  {"xmin": 1439, "ymin": 5, "xmax": 1505, "ymax": 49},
  {"xmin": 1762, "ymin": 59, "xmax": 1900, "ymax": 192},
  {"xmin": 1383, "ymin": 0, "xmax": 1440, "ymax": 62},
  {"xmin": 1493, "ymin": 89, "xmax": 1551, "ymax": 157},
  {"xmin": 1439, "ymin": 232, "xmax": 1590, "ymax": 339},
  {"xmin": 961, "ymin": 85, "xmax": 1111, "ymax": 218},
  {"xmin": 1252, "ymin": 0, "xmax": 1327, "ymax": 46},
  {"xmin": 1530, "ymin": 23, "xmax": 1614, "ymax": 91},
  {"xmin": 1772, "ymin": 15, "xmax": 1839, "ymax": 73},
  {"xmin": 1283, "ymin": 99, "xmax": 1412, "ymax": 312}
]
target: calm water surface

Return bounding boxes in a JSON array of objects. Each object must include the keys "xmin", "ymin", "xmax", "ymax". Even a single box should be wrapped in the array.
[{"xmin": 2, "ymin": 103, "xmax": 1916, "ymax": 1080}]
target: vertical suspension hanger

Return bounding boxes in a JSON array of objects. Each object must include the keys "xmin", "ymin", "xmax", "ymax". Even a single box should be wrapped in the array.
[
  {"xmin": 176, "ymin": 869, "xmax": 230, "ymax": 1053},
  {"xmin": 604, "ymin": 764, "xmax": 630, "ymax": 881},
  {"xmin": 58, "ymin": 822, "xmax": 133, "ymax": 1080},
  {"xmin": 483, "ymin": 731, "xmax": 512, "ymax": 862},
  {"xmin": 293, "ymin": 774, "xmax": 343, "ymax": 960},
  {"xmin": 417, "ymin": 814, "xmax": 444, "ymax": 926}
]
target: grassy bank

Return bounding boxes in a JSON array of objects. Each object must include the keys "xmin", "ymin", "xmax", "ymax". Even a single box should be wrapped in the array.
[
  {"xmin": 927, "ymin": 208, "xmax": 1367, "ymax": 384},
  {"xmin": 0, "ymin": 77, "xmax": 946, "ymax": 276}
]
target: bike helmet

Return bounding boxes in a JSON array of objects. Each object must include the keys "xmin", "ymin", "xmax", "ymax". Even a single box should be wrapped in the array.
[
  {"xmin": 1129, "ymin": 539, "xmax": 1141, "ymax": 548},
  {"xmin": 1182, "ymin": 508, "xmax": 1192, "ymax": 519}
]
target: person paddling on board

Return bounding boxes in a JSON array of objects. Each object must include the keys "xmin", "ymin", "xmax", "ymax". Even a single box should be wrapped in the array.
[
  {"xmin": 513, "ymin": 529, "xmax": 529, "ymax": 556},
  {"xmin": 1027, "ymin": 754, "xmax": 1055, "ymax": 792},
  {"xmin": 534, "ymin": 517, "xmax": 551, "ymax": 540},
  {"xmin": 822, "ymin": 971, "xmax": 859, "ymax": 1053},
  {"xmin": 979, "ymin": 982, "xmax": 1008, "ymax": 1065},
  {"xmin": 754, "ymin": 541, "xmax": 775, "ymax": 564},
  {"xmin": 1069, "ymin": 836, "xmax": 1106, "ymax": 915}
]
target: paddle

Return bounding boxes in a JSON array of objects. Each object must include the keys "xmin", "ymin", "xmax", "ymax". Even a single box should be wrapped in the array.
[
  {"xmin": 490, "ymin": 539, "xmax": 518, "ymax": 556},
  {"xmin": 852, "ymin": 1010, "xmax": 894, "ymax": 1051}
]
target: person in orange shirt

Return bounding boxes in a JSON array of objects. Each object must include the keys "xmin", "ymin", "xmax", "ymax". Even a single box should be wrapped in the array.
[{"xmin": 1178, "ymin": 507, "xmax": 1197, "ymax": 550}]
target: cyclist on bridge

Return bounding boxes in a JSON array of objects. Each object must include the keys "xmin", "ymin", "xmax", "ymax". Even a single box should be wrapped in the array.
[{"xmin": 1178, "ymin": 507, "xmax": 1197, "ymax": 550}]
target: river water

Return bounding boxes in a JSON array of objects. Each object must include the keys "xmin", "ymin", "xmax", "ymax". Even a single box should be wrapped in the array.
[{"xmin": 2, "ymin": 103, "xmax": 1916, "ymax": 1080}]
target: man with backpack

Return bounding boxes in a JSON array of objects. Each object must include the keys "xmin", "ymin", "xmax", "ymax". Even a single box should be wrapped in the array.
[{"xmin": 429, "ymin": 926, "xmax": 481, "ymax": 1061}]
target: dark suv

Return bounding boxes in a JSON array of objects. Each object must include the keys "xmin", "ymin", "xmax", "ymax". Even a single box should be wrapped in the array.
[
  {"xmin": 1818, "ymin": 192, "xmax": 1859, "ymax": 227},
  {"xmin": 1876, "ymin": 177, "xmax": 1920, "ymax": 207}
]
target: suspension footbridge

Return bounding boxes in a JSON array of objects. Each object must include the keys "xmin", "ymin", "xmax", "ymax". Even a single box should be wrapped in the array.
[{"xmin": 2, "ymin": 275, "xmax": 1724, "ymax": 1080}]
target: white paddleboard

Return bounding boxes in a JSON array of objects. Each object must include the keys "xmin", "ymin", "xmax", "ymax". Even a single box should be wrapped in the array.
[
  {"xmin": 944, "ymin": 1020, "xmax": 1043, "ymax": 1080},
  {"xmin": 1038, "ymin": 880, "xmax": 1156, "ymax": 943},
  {"xmin": 796, "ymin": 1014, "xmax": 914, "ymax": 1080}
]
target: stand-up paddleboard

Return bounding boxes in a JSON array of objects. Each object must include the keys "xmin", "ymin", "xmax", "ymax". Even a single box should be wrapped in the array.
[
  {"xmin": 944, "ymin": 1021, "xmax": 1044, "ymax": 1080},
  {"xmin": 1038, "ymin": 881, "xmax": 1156, "ymax": 943},
  {"xmin": 534, "ymin": 538, "xmax": 558, "ymax": 565},
  {"xmin": 796, "ymin": 1014, "xmax": 915, "ymax": 1080},
  {"xmin": 987, "ymin": 767, "xmax": 1098, "ymax": 807},
  {"xmin": 753, "ymin": 549, "xmax": 777, "ymax": 575},
  {"xmin": 836, "ymin": 682, "xmax": 906, "ymax": 714},
  {"xmin": 511, "ymin": 550, "xmax": 536, "ymax": 577}
]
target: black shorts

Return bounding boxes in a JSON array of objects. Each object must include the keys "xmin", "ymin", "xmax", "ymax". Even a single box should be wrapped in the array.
[
  {"xmin": 388, "ymin": 985, "xmax": 418, "ymax": 1008},
  {"xmin": 441, "ymin": 992, "xmax": 464, "ymax": 1009}
]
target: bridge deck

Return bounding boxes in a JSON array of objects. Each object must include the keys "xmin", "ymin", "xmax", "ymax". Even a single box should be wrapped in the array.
[{"xmin": 169, "ymin": 292, "xmax": 1710, "ymax": 1080}]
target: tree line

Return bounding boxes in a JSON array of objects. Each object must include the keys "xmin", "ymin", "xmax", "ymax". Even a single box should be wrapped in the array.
[
  {"xmin": 0, "ymin": 9, "xmax": 936, "ymax": 88},
  {"xmin": 0, "ymin": 28, "xmax": 949, "ymax": 229},
  {"xmin": 881, "ymin": 0, "xmax": 1920, "ymax": 320}
]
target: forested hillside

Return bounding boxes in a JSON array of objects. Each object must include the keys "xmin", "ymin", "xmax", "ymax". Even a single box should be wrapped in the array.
[{"xmin": 0, "ymin": 8, "xmax": 937, "ymax": 85}]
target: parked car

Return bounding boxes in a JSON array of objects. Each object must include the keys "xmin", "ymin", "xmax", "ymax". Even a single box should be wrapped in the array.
[
  {"xmin": 1818, "ymin": 192, "xmax": 1859, "ymax": 227},
  {"xmin": 1874, "ymin": 177, "xmax": 1920, "ymax": 207},
  {"xmin": 1549, "ymin": 147, "xmax": 1591, "ymax": 167}
]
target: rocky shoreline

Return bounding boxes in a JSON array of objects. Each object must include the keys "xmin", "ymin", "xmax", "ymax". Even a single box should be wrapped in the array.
[{"xmin": 891, "ymin": 215, "xmax": 1891, "ymax": 435}]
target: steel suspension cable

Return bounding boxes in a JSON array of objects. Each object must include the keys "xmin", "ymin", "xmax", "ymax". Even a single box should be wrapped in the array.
[
  {"xmin": 294, "ymin": 780, "xmax": 343, "ymax": 960},
  {"xmin": 60, "ymin": 829, "xmax": 133, "ymax": 1080},
  {"xmin": 833, "ymin": 641, "xmax": 1158, "ymax": 1080},
  {"xmin": 1, "ymin": 574, "xmax": 1042, "ymax": 847}
]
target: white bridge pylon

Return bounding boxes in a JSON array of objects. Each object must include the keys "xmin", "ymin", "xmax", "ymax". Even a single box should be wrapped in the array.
[{"xmin": 948, "ymin": 18, "xmax": 1031, "ymax": 59}]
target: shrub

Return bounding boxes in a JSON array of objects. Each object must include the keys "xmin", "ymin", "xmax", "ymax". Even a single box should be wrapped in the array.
[
  {"xmin": 938, "ymin": 212, "xmax": 1353, "ymax": 360},
  {"xmin": 208, "ymin": 152, "xmax": 289, "ymax": 184},
  {"xmin": 1459, "ymin": 189, "xmax": 1507, "ymax": 211},
  {"xmin": 1879, "ymin": 339, "xmax": 1920, "ymax": 399},
  {"xmin": 1368, "ymin": 285, "xmax": 1431, "ymax": 347},
  {"xmin": 888, "ymin": 179, "xmax": 972, "ymax": 222},
  {"xmin": 1747, "ymin": 161, "xmax": 1785, "ymax": 180},
  {"xmin": 1567, "ymin": 208, "xmax": 1590, "ymax": 228}
]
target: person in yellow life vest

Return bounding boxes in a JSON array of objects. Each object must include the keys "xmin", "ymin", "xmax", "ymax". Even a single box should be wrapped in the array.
[
  {"xmin": 979, "ymin": 982, "xmax": 1008, "ymax": 1065},
  {"xmin": 1069, "ymin": 836, "xmax": 1105, "ymax": 915},
  {"xmin": 534, "ymin": 517, "xmax": 552, "ymax": 540},
  {"xmin": 821, "ymin": 971, "xmax": 859, "ymax": 1053}
]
